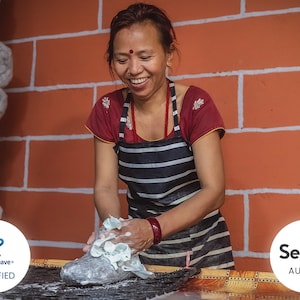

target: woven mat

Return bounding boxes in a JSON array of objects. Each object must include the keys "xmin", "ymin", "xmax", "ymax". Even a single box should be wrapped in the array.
[
  {"xmin": 3, "ymin": 259, "xmax": 300, "ymax": 299},
  {"xmin": 182, "ymin": 268, "xmax": 300, "ymax": 297},
  {"xmin": 1, "ymin": 265, "xmax": 194, "ymax": 299}
]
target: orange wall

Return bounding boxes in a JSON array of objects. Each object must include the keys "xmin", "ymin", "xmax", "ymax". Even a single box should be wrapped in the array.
[{"xmin": 0, "ymin": 0, "xmax": 300, "ymax": 272}]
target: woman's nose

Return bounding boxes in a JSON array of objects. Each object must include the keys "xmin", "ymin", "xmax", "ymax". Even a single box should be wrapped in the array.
[{"xmin": 128, "ymin": 58, "xmax": 142, "ymax": 75}]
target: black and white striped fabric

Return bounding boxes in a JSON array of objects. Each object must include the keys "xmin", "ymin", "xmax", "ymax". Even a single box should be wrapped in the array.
[{"xmin": 114, "ymin": 80, "xmax": 234, "ymax": 270}]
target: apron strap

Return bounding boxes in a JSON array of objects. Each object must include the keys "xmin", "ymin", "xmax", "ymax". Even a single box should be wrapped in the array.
[
  {"xmin": 169, "ymin": 80, "xmax": 180, "ymax": 137},
  {"xmin": 118, "ymin": 92, "xmax": 131, "ymax": 140}
]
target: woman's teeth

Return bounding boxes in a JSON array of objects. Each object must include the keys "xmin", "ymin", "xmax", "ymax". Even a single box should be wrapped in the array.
[{"xmin": 130, "ymin": 78, "xmax": 147, "ymax": 84}]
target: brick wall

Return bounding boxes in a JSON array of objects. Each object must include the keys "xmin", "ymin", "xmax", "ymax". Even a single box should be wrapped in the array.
[{"xmin": 0, "ymin": 0, "xmax": 300, "ymax": 272}]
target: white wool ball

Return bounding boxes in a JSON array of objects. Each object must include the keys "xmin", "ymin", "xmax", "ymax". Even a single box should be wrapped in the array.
[{"xmin": 0, "ymin": 42, "xmax": 13, "ymax": 88}]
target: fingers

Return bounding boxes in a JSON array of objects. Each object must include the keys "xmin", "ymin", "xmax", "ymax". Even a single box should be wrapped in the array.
[
  {"xmin": 86, "ymin": 231, "xmax": 96, "ymax": 244},
  {"xmin": 82, "ymin": 244, "xmax": 91, "ymax": 253}
]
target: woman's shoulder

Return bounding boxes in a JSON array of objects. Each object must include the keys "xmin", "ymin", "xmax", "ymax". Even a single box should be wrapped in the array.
[
  {"xmin": 98, "ymin": 88, "xmax": 125, "ymax": 104},
  {"xmin": 184, "ymin": 85, "xmax": 212, "ymax": 101},
  {"xmin": 174, "ymin": 83, "xmax": 213, "ymax": 112},
  {"xmin": 93, "ymin": 88, "xmax": 126, "ymax": 113}
]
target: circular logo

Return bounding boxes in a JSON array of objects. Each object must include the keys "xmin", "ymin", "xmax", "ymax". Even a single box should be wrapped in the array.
[
  {"xmin": 0, "ymin": 220, "xmax": 31, "ymax": 292},
  {"xmin": 270, "ymin": 220, "xmax": 300, "ymax": 292}
]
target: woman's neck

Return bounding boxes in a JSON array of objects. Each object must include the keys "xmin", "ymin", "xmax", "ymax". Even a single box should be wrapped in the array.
[{"xmin": 131, "ymin": 82, "xmax": 169, "ymax": 114}]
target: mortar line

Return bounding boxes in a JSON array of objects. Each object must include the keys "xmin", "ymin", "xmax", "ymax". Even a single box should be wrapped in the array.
[
  {"xmin": 1, "ymin": 123, "xmax": 300, "ymax": 143},
  {"xmin": 244, "ymin": 193, "xmax": 250, "ymax": 252},
  {"xmin": 2, "ymin": 186, "xmax": 300, "ymax": 195},
  {"xmin": 173, "ymin": 7, "xmax": 300, "ymax": 27},
  {"xmin": 28, "ymin": 240, "xmax": 85, "ymax": 249},
  {"xmin": 30, "ymin": 40, "xmax": 37, "ymax": 88},
  {"xmin": 226, "ymin": 188, "xmax": 300, "ymax": 195},
  {"xmin": 237, "ymin": 74, "xmax": 244, "ymax": 129},
  {"xmin": 97, "ymin": 0, "xmax": 103, "ymax": 31},
  {"xmin": 0, "ymin": 187, "xmax": 94, "ymax": 194},
  {"xmin": 226, "ymin": 126, "xmax": 300, "ymax": 133},
  {"xmin": 240, "ymin": 0, "xmax": 246, "ymax": 15},
  {"xmin": 233, "ymin": 251, "xmax": 269, "ymax": 259},
  {"xmin": 4, "ymin": 66, "xmax": 300, "ymax": 94},
  {"xmin": 23, "ymin": 138, "xmax": 30, "ymax": 188}
]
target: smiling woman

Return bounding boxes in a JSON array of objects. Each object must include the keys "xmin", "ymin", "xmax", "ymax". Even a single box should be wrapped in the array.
[{"xmin": 83, "ymin": 2, "xmax": 234, "ymax": 272}]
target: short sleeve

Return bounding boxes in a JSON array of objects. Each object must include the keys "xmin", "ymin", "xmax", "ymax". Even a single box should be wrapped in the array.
[
  {"xmin": 86, "ymin": 90, "xmax": 124, "ymax": 143},
  {"xmin": 180, "ymin": 86, "xmax": 225, "ymax": 144}
]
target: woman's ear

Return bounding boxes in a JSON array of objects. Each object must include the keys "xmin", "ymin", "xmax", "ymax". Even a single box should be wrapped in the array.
[
  {"xmin": 166, "ymin": 50, "xmax": 174, "ymax": 68},
  {"xmin": 166, "ymin": 42, "xmax": 177, "ymax": 67}
]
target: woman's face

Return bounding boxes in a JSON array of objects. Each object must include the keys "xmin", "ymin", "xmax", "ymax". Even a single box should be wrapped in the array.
[{"xmin": 112, "ymin": 22, "xmax": 173, "ymax": 101}]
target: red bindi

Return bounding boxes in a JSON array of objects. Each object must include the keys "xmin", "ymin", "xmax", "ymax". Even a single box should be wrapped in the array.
[{"xmin": 129, "ymin": 49, "xmax": 134, "ymax": 54}]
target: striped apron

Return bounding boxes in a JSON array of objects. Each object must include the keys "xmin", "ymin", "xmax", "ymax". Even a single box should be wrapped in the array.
[{"xmin": 114, "ymin": 80, "xmax": 234, "ymax": 270}]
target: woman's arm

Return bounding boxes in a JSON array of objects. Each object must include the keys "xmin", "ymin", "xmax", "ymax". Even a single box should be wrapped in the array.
[
  {"xmin": 89, "ymin": 137, "xmax": 154, "ymax": 253},
  {"xmin": 93, "ymin": 137, "xmax": 121, "ymax": 221},
  {"xmin": 156, "ymin": 130, "xmax": 225, "ymax": 238}
]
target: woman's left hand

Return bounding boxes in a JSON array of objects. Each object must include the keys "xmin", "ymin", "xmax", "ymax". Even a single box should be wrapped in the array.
[{"xmin": 108, "ymin": 218, "xmax": 154, "ymax": 254}]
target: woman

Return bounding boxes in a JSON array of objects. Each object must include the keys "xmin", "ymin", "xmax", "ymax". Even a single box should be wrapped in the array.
[{"xmin": 85, "ymin": 2, "xmax": 234, "ymax": 270}]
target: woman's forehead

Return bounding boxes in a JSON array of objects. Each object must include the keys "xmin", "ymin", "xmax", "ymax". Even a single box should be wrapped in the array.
[{"xmin": 114, "ymin": 22, "xmax": 161, "ymax": 45}]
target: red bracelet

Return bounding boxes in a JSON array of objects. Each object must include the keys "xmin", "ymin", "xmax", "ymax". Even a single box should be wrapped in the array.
[{"xmin": 146, "ymin": 217, "xmax": 162, "ymax": 244}]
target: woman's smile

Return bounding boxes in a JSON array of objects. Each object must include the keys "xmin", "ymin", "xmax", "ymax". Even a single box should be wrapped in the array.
[{"xmin": 129, "ymin": 77, "xmax": 149, "ymax": 85}]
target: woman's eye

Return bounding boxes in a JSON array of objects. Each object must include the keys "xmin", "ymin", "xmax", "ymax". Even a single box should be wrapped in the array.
[
  {"xmin": 141, "ymin": 56, "xmax": 151, "ymax": 61},
  {"xmin": 117, "ymin": 59, "xmax": 127, "ymax": 64}
]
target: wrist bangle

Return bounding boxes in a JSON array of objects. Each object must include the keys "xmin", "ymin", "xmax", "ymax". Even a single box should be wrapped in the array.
[{"xmin": 146, "ymin": 217, "xmax": 162, "ymax": 244}]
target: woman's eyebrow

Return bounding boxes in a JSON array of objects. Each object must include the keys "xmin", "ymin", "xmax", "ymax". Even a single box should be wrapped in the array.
[{"xmin": 114, "ymin": 49, "xmax": 154, "ymax": 56}]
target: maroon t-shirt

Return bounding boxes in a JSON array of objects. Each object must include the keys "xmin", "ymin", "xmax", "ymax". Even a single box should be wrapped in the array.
[{"xmin": 86, "ymin": 85, "xmax": 225, "ymax": 144}]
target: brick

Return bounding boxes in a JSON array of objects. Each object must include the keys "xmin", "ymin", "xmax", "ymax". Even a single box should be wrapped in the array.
[
  {"xmin": 0, "ymin": 0, "xmax": 99, "ymax": 40},
  {"xmin": 5, "ymin": 42, "xmax": 33, "ymax": 88},
  {"xmin": 28, "ymin": 139, "xmax": 94, "ymax": 188},
  {"xmin": 0, "ymin": 89, "xmax": 93, "ymax": 136},
  {"xmin": 246, "ymin": 0, "xmax": 300, "ymax": 12},
  {"xmin": 174, "ymin": 13, "xmax": 300, "ymax": 75},
  {"xmin": 35, "ymin": 34, "xmax": 110, "ymax": 85},
  {"xmin": 234, "ymin": 257, "xmax": 272, "ymax": 272},
  {"xmin": 102, "ymin": 0, "xmax": 241, "ymax": 29},
  {"xmin": 244, "ymin": 71, "xmax": 300, "ymax": 128},
  {"xmin": 249, "ymin": 194, "xmax": 300, "ymax": 252},
  {"xmin": 96, "ymin": 84, "xmax": 124, "ymax": 101},
  {"xmin": 0, "ymin": 141, "xmax": 25, "ymax": 187},
  {"xmin": 178, "ymin": 77, "xmax": 239, "ymax": 129},
  {"xmin": 221, "ymin": 195, "xmax": 244, "ymax": 251},
  {"xmin": 1, "ymin": 191, "xmax": 95, "ymax": 242},
  {"xmin": 30, "ymin": 246, "xmax": 83, "ymax": 260},
  {"xmin": 222, "ymin": 131, "xmax": 300, "ymax": 189}
]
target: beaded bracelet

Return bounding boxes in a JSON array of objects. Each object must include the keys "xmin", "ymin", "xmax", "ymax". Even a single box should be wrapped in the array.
[{"xmin": 146, "ymin": 217, "xmax": 162, "ymax": 244}]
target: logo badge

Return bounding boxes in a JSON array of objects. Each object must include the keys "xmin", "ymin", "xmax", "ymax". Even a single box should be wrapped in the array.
[
  {"xmin": 270, "ymin": 220, "xmax": 300, "ymax": 292},
  {"xmin": 0, "ymin": 220, "xmax": 31, "ymax": 292}
]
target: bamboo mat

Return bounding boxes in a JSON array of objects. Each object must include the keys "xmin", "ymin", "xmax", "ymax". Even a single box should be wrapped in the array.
[{"xmin": 29, "ymin": 259, "xmax": 300, "ymax": 297}]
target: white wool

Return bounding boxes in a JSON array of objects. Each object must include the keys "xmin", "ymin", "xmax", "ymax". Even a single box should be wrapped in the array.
[{"xmin": 90, "ymin": 216, "xmax": 153, "ymax": 279}]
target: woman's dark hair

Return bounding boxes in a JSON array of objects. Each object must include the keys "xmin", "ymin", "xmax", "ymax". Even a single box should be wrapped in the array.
[{"xmin": 106, "ymin": 3, "xmax": 177, "ymax": 72}]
